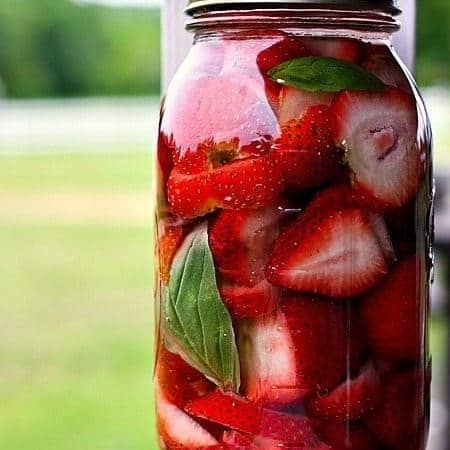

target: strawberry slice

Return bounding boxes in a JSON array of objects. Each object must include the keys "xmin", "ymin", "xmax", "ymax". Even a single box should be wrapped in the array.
[
  {"xmin": 167, "ymin": 153, "xmax": 284, "ymax": 219},
  {"xmin": 306, "ymin": 361, "xmax": 382, "ymax": 422},
  {"xmin": 256, "ymin": 36, "xmax": 308, "ymax": 111},
  {"xmin": 185, "ymin": 390, "xmax": 263, "ymax": 435},
  {"xmin": 186, "ymin": 390, "xmax": 325, "ymax": 447},
  {"xmin": 273, "ymin": 105, "xmax": 343, "ymax": 189},
  {"xmin": 360, "ymin": 255, "xmax": 421, "ymax": 361},
  {"xmin": 156, "ymin": 383, "xmax": 219, "ymax": 449},
  {"xmin": 257, "ymin": 36, "xmax": 307, "ymax": 74},
  {"xmin": 156, "ymin": 346, "xmax": 214, "ymax": 409},
  {"xmin": 158, "ymin": 225, "xmax": 183, "ymax": 284},
  {"xmin": 278, "ymin": 86, "xmax": 333, "ymax": 125},
  {"xmin": 303, "ymin": 38, "xmax": 360, "ymax": 63},
  {"xmin": 238, "ymin": 296, "xmax": 346, "ymax": 405},
  {"xmin": 219, "ymin": 280, "xmax": 279, "ymax": 320},
  {"xmin": 315, "ymin": 422, "xmax": 379, "ymax": 450},
  {"xmin": 331, "ymin": 87, "xmax": 422, "ymax": 209},
  {"xmin": 209, "ymin": 205, "xmax": 283, "ymax": 286},
  {"xmin": 161, "ymin": 75, "xmax": 278, "ymax": 157},
  {"xmin": 362, "ymin": 50, "xmax": 410, "ymax": 91},
  {"xmin": 365, "ymin": 370, "xmax": 425, "ymax": 447},
  {"xmin": 267, "ymin": 188, "xmax": 393, "ymax": 297}
]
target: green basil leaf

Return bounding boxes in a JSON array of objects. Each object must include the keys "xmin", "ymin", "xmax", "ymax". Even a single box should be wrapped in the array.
[
  {"xmin": 162, "ymin": 223, "xmax": 240, "ymax": 392},
  {"xmin": 268, "ymin": 56, "xmax": 386, "ymax": 93}
]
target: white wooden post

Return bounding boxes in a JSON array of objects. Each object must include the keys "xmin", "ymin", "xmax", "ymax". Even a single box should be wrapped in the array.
[
  {"xmin": 162, "ymin": 2, "xmax": 191, "ymax": 90},
  {"xmin": 161, "ymin": 0, "xmax": 417, "ymax": 88}
]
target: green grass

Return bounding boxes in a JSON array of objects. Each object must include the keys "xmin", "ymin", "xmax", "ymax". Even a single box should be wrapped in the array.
[
  {"xmin": 0, "ymin": 151, "xmax": 447, "ymax": 450},
  {"xmin": 0, "ymin": 152, "xmax": 156, "ymax": 450}
]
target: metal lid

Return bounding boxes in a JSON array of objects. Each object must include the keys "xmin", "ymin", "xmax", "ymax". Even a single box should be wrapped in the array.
[{"xmin": 186, "ymin": 0, "xmax": 401, "ymax": 16}]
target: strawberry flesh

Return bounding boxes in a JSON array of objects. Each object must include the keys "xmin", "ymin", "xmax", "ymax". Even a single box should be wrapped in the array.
[
  {"xmin": 267, "ymin": 188, "xmax": 393, "ymax": 297},
  {"xmin": 238, "ymin": 295, "xmax": 347, "ymax": 405},
  {"xmin": 307, "ymin": 361, "xmax": 382, "ymax": 422},
  {"xmin": 331, "ymin": 87, "xmax": 422, "ymax": 209}
]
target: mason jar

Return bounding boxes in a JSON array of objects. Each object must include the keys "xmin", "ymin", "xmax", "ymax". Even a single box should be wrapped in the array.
[{"xmin": 154, "ymin": 1, "xmax": 433, "ymax": 449}]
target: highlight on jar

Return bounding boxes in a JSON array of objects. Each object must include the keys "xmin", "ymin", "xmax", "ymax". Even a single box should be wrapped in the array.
[{"xmin": 154, "ymin": 30, "xmax": 432, "ymax": 450}]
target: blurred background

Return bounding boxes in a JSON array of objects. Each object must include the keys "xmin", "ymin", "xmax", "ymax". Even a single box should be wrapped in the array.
[{"xmin": 0, "ymin": 0, "xmax": 449, "ymax": 449}]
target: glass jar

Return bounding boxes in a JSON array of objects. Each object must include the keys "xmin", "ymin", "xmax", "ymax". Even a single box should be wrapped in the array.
[{"xmin": 154, "ymin": 1, "xmax": 433, "ymax": 449}]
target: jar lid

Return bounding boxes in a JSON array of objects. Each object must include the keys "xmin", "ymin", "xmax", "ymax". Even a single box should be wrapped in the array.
[{"xmin": 186, "ymin": 0, "xmax": 401, "ymax": 16}]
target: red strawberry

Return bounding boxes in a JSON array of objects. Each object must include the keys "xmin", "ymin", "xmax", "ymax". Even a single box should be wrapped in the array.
[
  {"xmin": 223, "ymin": 430, "xmax": 255, "ymax": 447},
  {"xmin": 331, "ymin": 87, "xmax": 422, "ymax": 209},
  {"xmin": 256, "ymin": 36, "xmax": 308, "ymax": 112},
  {"xmin": 185, "ymin": 390, "xmax": 263, "ymax": 435},
  {"xmin": 219, "ymin": 280, "xmax": 279, "ymax": 320},
  {"xmin": 362, "ymin": 50, "xmax": 410, "ymax": 91},
  {"xmin": 315, "ymin": 422, "xmax": 379, "ymax": 450},
  {"xmin": 186, "ymin": 390, "xmax": 325, "ymax": 447},
  {"xmin": 360, "ymin": 255, "xmax": 421, "ymax": 362},
  {"xmin": 258, "ymin": 408, "xmax": 327, "ymax": 447},
  {"xmin": 158, "ymin": 225, "xmax": 183, "ymax": 284},
  {"xmin": 167, "ymin": 153, "xmax": 284, "ymax": 219},
  {"xmin": 303, "ymin": 38, "xmax": 360, "ymax": 63},
  {"xmin": 156, "ymin": 346, "xmax": 214, "ymax": 409},
  {"xmin": 365, "ymin": 370, "xmax": 425, "ymax": 447},
  {"xmin": 267, "ymin": 189, "xmax": 393, "ymax": 297},
  {"xmin": 161, "ymin": 75, "xmax": 278, "ymax": 156},
  {"xmin": 306, "ymin": 361, "xmax": 382, "ymax": 422},
  {"xmin": 209, "ymin": 205, "xmax": 283, "ymax": 286},
  {"xmin": 278, "ymin": 86, "xmax": 333, "ymax": 126},
  {"xmin": 238, "ymin": 296, "xmax": 346, "ymax": 405},
  {"xmin": 257, "ymin": 36, "xmax": 307, "ymax": 74},
  {"xmin": 273, "ymin": 105, "xmax": 343, "ymax": 189},
  {"xmin": 158, "ymin": 132, "xmax": 175, "ymax": 185},
  {"xmin": 156, "ymin": 383, "xmax": 219, "ymax": 449}
]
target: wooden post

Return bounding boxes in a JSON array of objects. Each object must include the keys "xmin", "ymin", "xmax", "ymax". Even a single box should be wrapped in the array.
[{"xmin": 161, "ymin": 2, "xmax": 191, "ymax": 91}]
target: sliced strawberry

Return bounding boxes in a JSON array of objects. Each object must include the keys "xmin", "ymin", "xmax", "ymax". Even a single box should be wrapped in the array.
[
  {"xmin": 158, "ymin": 132, "xmax": 175, "ymax": 185},
  {"xmin": 185, "ymin": 390, "xmax": 263, "ymax": 435},
  {"xmin": 256, "ymin": 36, "xmax": 308, "ymax": 112},
  {"xmin": 211, "ymin": 154, "xmax": 285, "ymax": 212},
  {"xmin": 303, "ymin": 38, "xmax": 360, "ymax": 63},
  {"xmin": 158, "ymin": 225, "xmax": 183, "ymax": 284},
  {"xmin": 273, "ymin": 105, "xmax": 343, "ymax": 189},
  {"xmin": 238, "ymin": 296, "xmax": 346, "ymax": 405},
  {"xmin": 267, "ymin": 189, "xmax": 393, "ymax": 297},
  {"xmin": 156, "ymin": 383, "xmax": 219, "ymax": 449},
  {"xmin": 209, "ymin": 205, "xmax": 283, "ymax": 286},
  {"xmin": 257, "ymin": 36, "xmax": 307, "ymax": 74},
  {"xmin": 362, "ymin": 50, "xmax": 410, "ymax": 91},
  {"xmin": 278, "ymin": 86, "xmax": 333, "ymax": 125},
  {"xmin": 167, "ymin": 168, "xmax": 216, "ymax": 218},
  {"xmin": 161, "ymin": 75, "xmax": 279, "ymax": 157},
  {"xmin": 219, "ymin": 280, "xmax": 279, "ymax": 320},
  {"xmin": 332, "ymin": 87, "xmax": 422, "ymax": 209},
  {"xmin": 365, "ymin": 370, "xmax": 425, "ymax": 447},
  {"xmin": 156, "ymin": 346, "xmax": 214, "ymax": 409},
  {"xmin": 223, "ymin": 430, "xmax": 255, "ymax": 447},
  {"xmin": 306, "ymin": 361, "xmax": 382, "ymax": 422},
  {"xmin": 360, "ymin": 255, "xmax": 421, "ymax": 361},
  {"xmin": 186, "ymin": 390, "xmax": 324, "ymax": 447},
  {"xmin": 258, "ymin": 409, "xmax": 328, "ymax": 447},
  {"xmin": 315, "ymin": 422, "xmax": 379, "ymax": 450},
  {"xmin": 168, "ymin": 153, "xmax": 284, "ymax": 219}
]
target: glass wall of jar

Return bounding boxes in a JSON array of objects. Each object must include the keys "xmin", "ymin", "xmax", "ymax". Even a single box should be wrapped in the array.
[{"xmin": 154, "ymin": 2, "xmax": 433, "ymax": 449}]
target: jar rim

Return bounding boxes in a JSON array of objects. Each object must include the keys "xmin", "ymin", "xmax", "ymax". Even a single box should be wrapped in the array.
[{"xmin": 186, "ymin": 0, "xmax": 401, "ymax": 16}]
